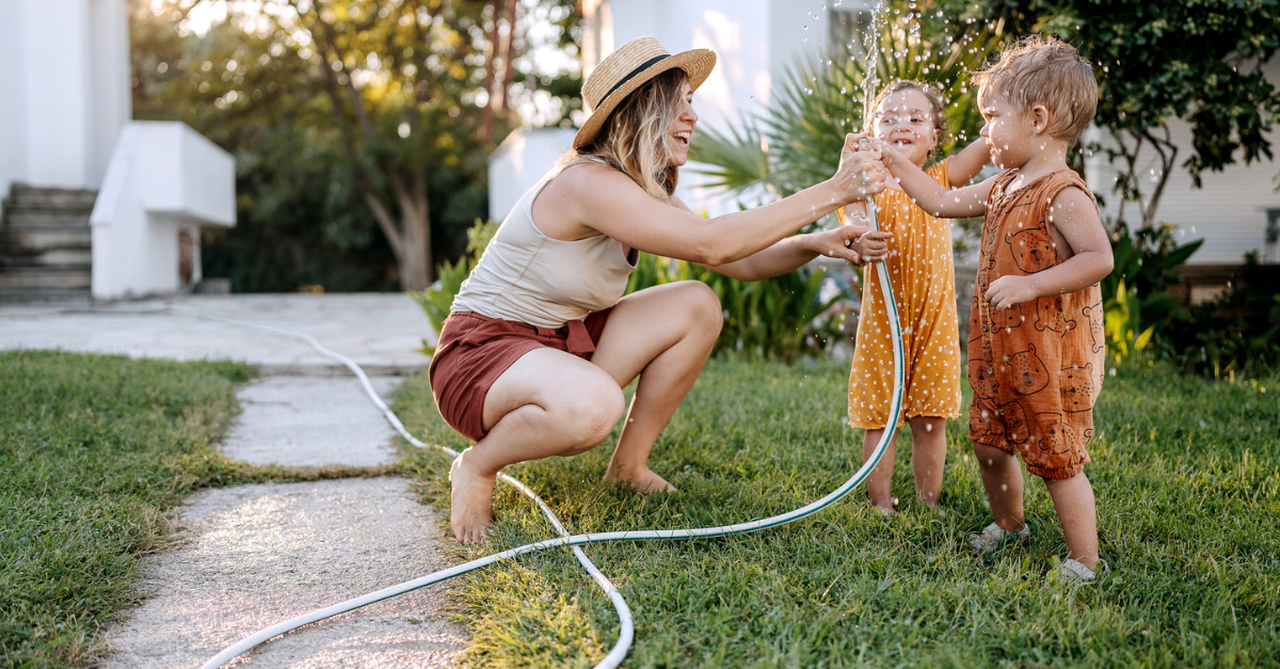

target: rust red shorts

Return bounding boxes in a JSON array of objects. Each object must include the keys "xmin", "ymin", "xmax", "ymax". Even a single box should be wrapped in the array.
[{"xmin": 427, "ymin": 310, "xmax": 612, "ymax": 442}]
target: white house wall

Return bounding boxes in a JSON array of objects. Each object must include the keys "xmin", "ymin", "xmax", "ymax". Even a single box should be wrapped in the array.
[
  {"xmin": 0, "ymin": 0, "xmax": 30, "ymax": 198},
  {"xmin": 1086, "ymin": 58, "xmax": 1280, "ymax": 265},
  {"xmin": 0, "ymin": 0, "xmax": 130, "ymax": 197}
]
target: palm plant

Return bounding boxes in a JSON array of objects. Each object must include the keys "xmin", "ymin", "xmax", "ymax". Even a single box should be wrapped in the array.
[{"xmin": 689, "ymin": 10, "xmax": 999, "ymax": 201}]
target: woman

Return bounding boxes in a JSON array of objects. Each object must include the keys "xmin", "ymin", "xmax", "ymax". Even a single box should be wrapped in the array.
[{"xmin": 431, "ymin": 36, "xmax": 890, "ymax": 543}]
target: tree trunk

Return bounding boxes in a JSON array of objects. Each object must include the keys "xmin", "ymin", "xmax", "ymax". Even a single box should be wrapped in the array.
[{"xmin": 399, "ymin": 204, "xmax": 433, "ymax": 291}]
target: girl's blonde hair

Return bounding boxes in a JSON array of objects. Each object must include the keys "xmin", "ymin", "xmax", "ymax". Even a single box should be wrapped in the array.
[
  {"xmin": 555, "ymin": 69, "xmax": 687, "ymax": 200},
  {"xmin": 865, "ymin": 80, "xmax": 949, "ymax": 160}
]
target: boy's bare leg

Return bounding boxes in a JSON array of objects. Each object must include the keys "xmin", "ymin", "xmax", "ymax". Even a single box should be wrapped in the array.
[
  {"xmin": 909, "ymin": 416, "xmax": 947, "ymax": 508},
  {"xmin": 862, "ymin": 428, "xmax": 898, "ymax": 513},
  {"xmin": 972, "ymin": 442, "xmax": 1025, "ymax": 531},
  {"xmin": 1043, "ymin": 472, "xmax": 1099, "ymax": 571}
]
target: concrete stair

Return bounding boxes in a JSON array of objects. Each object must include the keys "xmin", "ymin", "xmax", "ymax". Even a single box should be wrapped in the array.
[{"xmin": 0, "ymin": 184, "xmax": 96, "ymax": 301}]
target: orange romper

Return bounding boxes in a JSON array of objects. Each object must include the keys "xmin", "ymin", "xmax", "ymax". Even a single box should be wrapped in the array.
[
  {"xmin": 849, "ymin": 159, "xmax": 962, "ymax": 429},
  {"xmin": 967, "ymin": 169, "xmax": 1106, "ymax": 480}
]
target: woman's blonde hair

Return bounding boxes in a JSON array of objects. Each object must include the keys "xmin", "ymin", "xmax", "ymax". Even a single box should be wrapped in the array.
[{"xmin": 555, "ymin": 69, "xmax": 687, "ymax": 200}]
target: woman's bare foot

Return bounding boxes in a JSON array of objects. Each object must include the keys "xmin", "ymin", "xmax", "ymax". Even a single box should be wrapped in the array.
[
  {"xmin": 602, "ymin": 465, "xmax": 676, "ymax": 493},
  {"xmin": 449, "ymin": 453, "xmax": 496, "ymax": 544}
]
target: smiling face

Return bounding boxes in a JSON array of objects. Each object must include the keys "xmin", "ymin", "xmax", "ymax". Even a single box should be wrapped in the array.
[
  {"xmin": 873, "ymin": 87, "xmax": 940, "ymax": 167},
  {"xmin": 978, "ymin": 90, "xmax": 1035, "ymax": 169},
  {"xmin": 666, "ymin": 79, "xmax": 697, "ymax": 167}
]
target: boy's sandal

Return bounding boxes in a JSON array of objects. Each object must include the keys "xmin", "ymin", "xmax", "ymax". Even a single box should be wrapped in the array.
[
  {"xmin": 967, "ymin": 522, "xmax": 1030, "ymax": 555},
  {"xmin": 1050, "ymin": 557, "xmax": 1110, "ymax": 587}
]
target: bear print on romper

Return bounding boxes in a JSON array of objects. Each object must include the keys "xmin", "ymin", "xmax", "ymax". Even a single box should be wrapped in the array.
[{"xmin": 966, "ymin": 169, "xmax": 1106, "ymax": 480}]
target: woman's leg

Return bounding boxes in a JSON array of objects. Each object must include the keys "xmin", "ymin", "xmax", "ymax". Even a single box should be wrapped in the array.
[
  {"xmin": 450, "ymin": 348, "xmax": 627, "ymax": 543},
  {"xmin": 861, "ymin": 428, "xmax": 897, "ymax": 513},
  {"xmin": 589, "ymin": 281, "xmax": 723, "ymax": 492},
  {"xmin": 450, "ymin": 280, "xmax": 721, "ymax": 543},
  {"xmin": 908, "ymin": 416, "xmax": 947, "ymax": 507}
]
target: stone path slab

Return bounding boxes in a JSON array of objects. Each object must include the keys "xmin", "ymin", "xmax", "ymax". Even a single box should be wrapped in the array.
[
  {"xmin": 222, "ymin": 377, "xmax": 403, "ymax": 468},
  {"xmin": 98, "ymin": 477, "xmax": 465, "ymax": 669}
]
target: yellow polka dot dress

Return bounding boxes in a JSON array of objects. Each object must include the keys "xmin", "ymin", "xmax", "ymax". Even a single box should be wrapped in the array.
[{"xmin": 848, "ymin": 159, "xmax": 962, "ymax": 429}]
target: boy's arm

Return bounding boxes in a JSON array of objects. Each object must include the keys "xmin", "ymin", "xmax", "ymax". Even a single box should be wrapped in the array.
[
  {"xmin": 984, "ymin": 187, "xmax": 1114, "ymax": 311},
  {"xmin": 881, "ymin": 144, "xmax": 995, "ymax": 219},
  {"xmin": 945, "ymin": 139, "xmax": 992, "ymax": 188}
]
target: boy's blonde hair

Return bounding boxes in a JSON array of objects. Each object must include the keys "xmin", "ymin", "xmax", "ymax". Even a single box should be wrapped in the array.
[
  {"xmin": 555, "ymin": 69, "xmax": 686, "ymax": 200},
  {"xmin": 973, "ymin": 35, "xmax": 1098, "ymax": 145}
]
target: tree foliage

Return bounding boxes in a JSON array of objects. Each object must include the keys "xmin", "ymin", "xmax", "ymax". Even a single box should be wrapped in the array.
[
  {"xmin": 130, "ymin": 0, "xmax": 581, "ymax": 292},
  {"xmin": 933, "ymin": 0, "xmax": 1280, "ymax": 229}
]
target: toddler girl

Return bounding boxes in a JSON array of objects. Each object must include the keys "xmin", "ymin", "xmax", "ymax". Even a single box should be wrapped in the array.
[{"xmin": 842, "ymin": 81, "xmax": 989, "ymax": 514}]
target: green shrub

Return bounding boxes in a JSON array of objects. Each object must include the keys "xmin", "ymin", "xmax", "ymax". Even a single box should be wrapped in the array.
[
  {"xmin": 1101, "ymin": 223, "xmax": 1202, "ymax": 362},
  {"xmin": 411, "ymin": 219, "xmax": 499, "ymax": 353},
  {"xmin": 626, "ymin": 253, "xmax": 850, "ymax": 362},
  {"xmin": 1155, "ymin": 256, "xmax": 1280, "ymax": 378}
]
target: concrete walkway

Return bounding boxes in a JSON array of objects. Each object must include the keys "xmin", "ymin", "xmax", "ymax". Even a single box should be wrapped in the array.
[{"xmin": 0, "ymin": 294, "xmax": 465, "ymax": 668}]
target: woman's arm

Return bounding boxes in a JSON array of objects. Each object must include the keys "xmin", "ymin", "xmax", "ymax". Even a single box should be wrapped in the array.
[
  {"xmin": 553, "ymin": 134, "xmax": 887, "ymax": 266},
  {"xmin": 880, "ymin": 144, "xmax": 996, "ymax": 219},
  {"xmin": 702, "ymin": 224, "xmax": 891, "ymax": 280},
  {"xmin": 946, "ymin": 138, "xmax": 992, "ymax": 188}
]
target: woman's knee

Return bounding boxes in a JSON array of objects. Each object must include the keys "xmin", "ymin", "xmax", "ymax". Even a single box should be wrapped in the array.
[
  {"xmin": 556, "ymin": 380, "xmax": 626, "ymax": 453},
  {"xmin": 672, "ymin": 280, "xmax": 724, "ymax": 333}
]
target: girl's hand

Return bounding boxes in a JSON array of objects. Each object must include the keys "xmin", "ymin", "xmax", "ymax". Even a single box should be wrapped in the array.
[
  {"xmin": 850, "ymin": 228, "xmax": 892, "ymax": 264},
  {"xmin": 985, "ymin": 275, "xmax": 1040, "ymax": 311},
  {"xmin": 834, "ymin": 133, "xmax": 888, "ymax": 203},
  {"xmin": 810, "ymin": 225, "xmax": 892, "ymax": 266}
]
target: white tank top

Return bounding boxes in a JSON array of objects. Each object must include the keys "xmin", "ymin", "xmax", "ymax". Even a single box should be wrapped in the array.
[{"xmin": 451, "ymin": 175, "xmax": 638, "ymax": 329}]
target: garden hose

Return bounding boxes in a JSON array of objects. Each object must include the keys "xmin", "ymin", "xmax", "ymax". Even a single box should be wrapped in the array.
[{"xmin": 192, "ymin": 193, "xmax": 905, "ymax": 668}]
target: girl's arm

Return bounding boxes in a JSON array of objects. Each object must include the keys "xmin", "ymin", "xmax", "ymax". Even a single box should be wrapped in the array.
[
  {"xmin": 669, "ymin": 197, "xmax": 891, "ymax": 280},
  {"xmin": 984, "ymin": 187, "xmax": 1114, "ymax": 310},
  {"xmin": 556, "ymin": 134, "xmax": 887, "ymax": 266},
  {"xmin": 946, "ymin": 138, "xmax": 992, "ymax": 188},
  {"xmin": 880, "ymin": 143, "xmax": 996, "ymax": 219}
]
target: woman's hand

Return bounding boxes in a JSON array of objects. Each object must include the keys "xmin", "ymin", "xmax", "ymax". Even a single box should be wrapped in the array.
[
  {"xmin": 834, "ymin": 133, "xmax": 889, "ymax": 203},
  {"xmin": 808, "ymin": 225, "xmax": 892, "ymax": 266}
]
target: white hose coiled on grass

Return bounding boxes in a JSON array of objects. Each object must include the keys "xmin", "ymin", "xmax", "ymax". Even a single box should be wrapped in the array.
[{"xmin": 191, "ymin": 194, "xmax": 904, "ymax": 669}]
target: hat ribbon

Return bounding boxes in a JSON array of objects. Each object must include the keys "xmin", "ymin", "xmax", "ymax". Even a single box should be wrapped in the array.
[{"xmin": 599, "ymin": 54, "xmax": 670, "ymax": 106}]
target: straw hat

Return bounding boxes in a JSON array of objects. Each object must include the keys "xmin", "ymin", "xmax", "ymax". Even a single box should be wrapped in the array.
[{"xmin": 574, "ymin": 36, "xmax": 716, "ymax": 149}]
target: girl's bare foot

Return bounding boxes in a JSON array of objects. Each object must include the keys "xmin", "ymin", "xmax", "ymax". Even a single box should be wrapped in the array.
[
  {"xmin": 603, "ymin": 465, "xmax": 676, "ymax": 493},
  {"xmin": 449, "ymin": 453, "xmax": 496, "ymax": 544}
]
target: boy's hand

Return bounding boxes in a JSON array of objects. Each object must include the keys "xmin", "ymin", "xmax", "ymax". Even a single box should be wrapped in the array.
[{"xmin": 985, "ymin": 275, "xmax": 1039, "ymax": 311}]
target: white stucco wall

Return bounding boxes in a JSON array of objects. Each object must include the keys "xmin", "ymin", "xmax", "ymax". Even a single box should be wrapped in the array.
[
  {"xmin": 1085, "ymin": 58, "xmax": 1280, "ymax": 265},
  {"xmin": 91, "ymin": 122, "xmax": 236, "ymax": 299},
  {"xmin": 487, "ymin": 128, "xmax": 577, "ymax": 221},
  {"xmin": 0, "ymin": 0, "xmax": 131, "ymax": 198}
]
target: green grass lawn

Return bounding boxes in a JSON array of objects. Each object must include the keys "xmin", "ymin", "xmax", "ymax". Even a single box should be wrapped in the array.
[
  {"xmin": 394, "ymin": 355, "xmax": 1280, "ymax": 668},
  {"xmin": 0, "ymin": 351, "xmax": 310, "ymax": 668}
]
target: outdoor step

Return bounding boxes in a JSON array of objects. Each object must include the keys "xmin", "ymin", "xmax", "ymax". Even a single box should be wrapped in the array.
[
  {"xmin": 0, "ymin": 288, "xmax": 91, "ymax": 303},
  {"xmin": 4, "ymin": 184, "xmax": 98, "ymax": 211},
  {"xmin": 0, "ymin": 267, "xmax": 92, "ymax": 291},
  {"xmin": 2, "ymin": 208, "xmax": 93, "ymax": 227},
  {"xmin": 0, "ymin": 248, "xmax": 93, "ymax": 268},
  {"xmin": 1, "ymin": 225, "xmax": 93, "ymax": 251}
]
